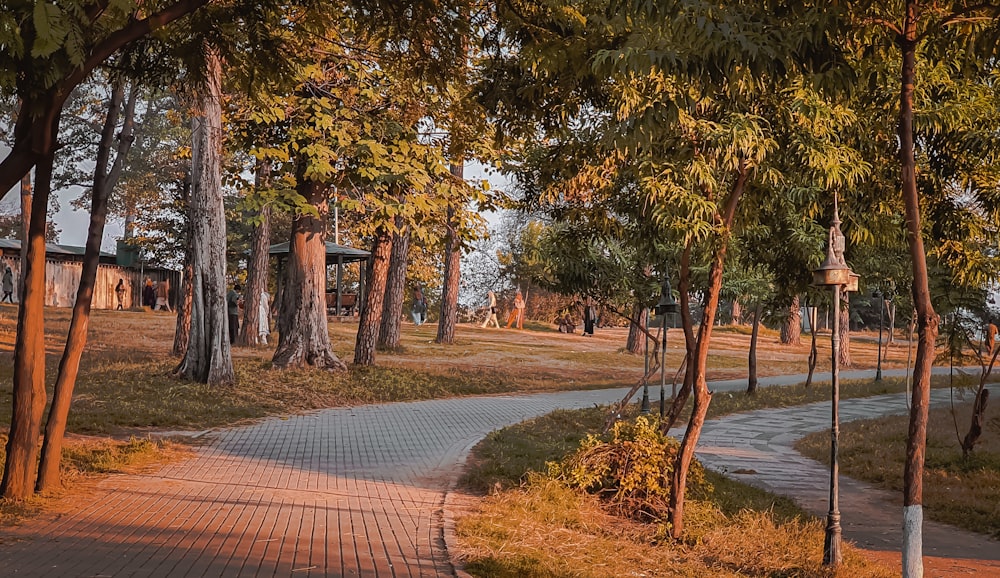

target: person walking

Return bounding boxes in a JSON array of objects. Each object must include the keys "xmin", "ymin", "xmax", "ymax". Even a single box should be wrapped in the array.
[
  {"xmin": 1, "ymin": 267, "xmax": 13, "ymax": 303},
  {"xmin": 506, "ymin": 289, "xmax": 526, "ymax": 329},
  {"xmin": 114, "ymin": 278, "xmax": 126, "ymax": 310},
  {"xmin": 481, "ymin": 290, "xmax": 500, "ymax": 328},
  {"xmin": 142, "ymin": 278, "xmax": 155, "ymax": 309},
  {"xmin": 227, "ymin": 283, "xmax": 242, "ymax": 345},
  {"xmin": 411, "ymin": 287, "xmax": 427, "ymax": 326},
  {"xmin": 258, "ymin": 290, "xmax": 271, "ymax": 345},
  {"xmin": 154, "ymin": 277, "xmax": 172, "ymax": 312}
]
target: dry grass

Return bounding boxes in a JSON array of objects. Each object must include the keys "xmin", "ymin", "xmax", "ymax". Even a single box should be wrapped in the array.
[
  {"xmin": 796, "ymin": 393, "xmax": 1000, "ymax": 538},
  {"xmin": 457, "ymin": 409, "xmax": 894, "ymax": 577},
  {"xmin": 0, "ymin": 434, "xmax": 187, "ymax": 526}
]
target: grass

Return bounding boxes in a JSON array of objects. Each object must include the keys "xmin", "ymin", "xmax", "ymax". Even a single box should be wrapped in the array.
[
  {"xmin": 0, "ymin": 434, "xmax": 184, "ymax": 526},
  {"xmin": 455, "ymin": 408, "xmax": 894, "ymax": 578},
  {"xmin": 796, "ymin": 394, "xmax": 1000, "ymax": 538}
]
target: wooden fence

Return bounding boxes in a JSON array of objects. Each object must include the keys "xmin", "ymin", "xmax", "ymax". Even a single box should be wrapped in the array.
[{"xmin": 0, "ymin": 256, "xmax": 180, "ymax": 310}]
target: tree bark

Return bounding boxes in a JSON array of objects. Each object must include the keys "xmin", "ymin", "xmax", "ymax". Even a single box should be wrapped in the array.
[
  {"xmin": 36, "ymin": 81, "xmax": 137, "ymax": 492},
  {"xmin": 378, "ymin": 218, "xmax": 410, "ymax": 350},
  {"xmin": 887, "ymin": 299, "xmax": 896, "ymax": 345},
  {"xmin": 806, "ymin": 305, "xmax": 819, "ymax": 387},
  {"xmin": 625, "ymin": 300, "xmax": 647, "ymax": 355},
  {"xmin": 668, "ymin": 166, "xmax": 748, "ymax": 538},
  {"xmin": 18, "ymin": 173, "xmax": 31, "ymax": 297},
  {"xmin": 435, "ymin": 162, "xmax": 463, "ymax": 344},
  {"xmin": 899, "ymin": 6, "xmax": 939, "ymax": 576},
  {"xmin": 240, "ymin": 163, "xmax": 272, "ymax": 347},
  {"xmin": 747, "ymin": 302, "xmax": 762, "ymax": 394},
  {"xmin": 780, "ymin": 294, "xmax": 802, "ymax": 345},
  {"xmin": 1, "ymin": 148, "xmax": 56, "ymax": 499},
  {"xmin": 272, "ymin": 169, "xmax": 345, "ymax": 370},
  {"xmin": 663, "ymin": 239, "xmax": 697, "ymax": 432},
  {"xmin": 174, "ymin": 45, "xmax": 234, "ymax": 385},
  {"xmin": 354, "ymin": 228, "xmax": 393, "ymax": 366},
  {"xmin": 839, "ymin": 289, "xmax": 852, "ymax": 368}
]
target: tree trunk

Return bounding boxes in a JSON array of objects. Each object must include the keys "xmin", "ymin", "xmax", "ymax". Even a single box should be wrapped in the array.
[
  {"xmin": 806, "ymin": 306, "xmax": 819, "ymax": 387},
  {"xmin": 435, "ymin": 163, "xmax": 463, "ymax": 344},
  {"xmin": 898, "ymin": 7, "xmax": 939, "ymax": 576},
  {"xmin": 37, "ymin": 81, "xmax": 137, "ymax": 492},
  {"xmin": 173, "ymin": 248, "xmax": 194, "ymax": 355},
  {"xmin": 19, "ymin": 172, "xmax": 31, "ymax": 297},
  {"xmin": 663, "ymin": 239, "xmax": 697, "ymax": 432},
  {"xmin": 272, "ymin": 170, "xmax": 345, "ymax": 370},
  {"xmin": 838, "ymin": 289, "xmax": 851, "ymax": 368},
  {"xmin": 240, "ymin": 164, "xmax": 272, "ymax": 347},
  {"xmin": 887, "ymin": 300, "xmax": 896, "ymax": 345},
  {"xmin": 354, "ymin": 228, "xmax": 392, "ymax": 366},
  {"xmin": 780, "ymin": 294, "xmax": 802, "ymax": 345},
  {"xmin": 625, "ymin": 300, "xmax": 647, "ymax": 355},
  {"xmin": 174, "ymin": 45, "xmax": 234, "ymax": 385},
  {"xmin": 747, "ymin": 302, "xmax": 762, "ymax": 395},
  {"xmin": 378, "ymin": 219, "xmax": 410, "ymax": 350},
  {"xmin": 668, "ymin": 166, "xmax": 748, "ymax": 538},
  {"xmin": 1, "ymin": 149, "xmax": 56, "ymax": 499}
]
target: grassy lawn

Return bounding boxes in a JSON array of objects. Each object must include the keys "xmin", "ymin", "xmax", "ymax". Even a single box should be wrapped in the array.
[
  {"xmin": 455, "ymin": 409, "xmax": 894, "ymax": 577},
  {"xmin": 796, "ymin": 394, "xmax": 1000, "ymax": 539}
]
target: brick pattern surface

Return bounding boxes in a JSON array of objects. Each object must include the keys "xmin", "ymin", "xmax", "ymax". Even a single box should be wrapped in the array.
[{"xmin": 0, "ymin": 368, "xmax": 994, "ymax": 576}]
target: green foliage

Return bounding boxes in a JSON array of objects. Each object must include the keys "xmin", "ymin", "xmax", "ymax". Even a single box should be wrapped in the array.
[{"xmin": 552, "ymin": 416, "xmax": 709, "ymax": 523}]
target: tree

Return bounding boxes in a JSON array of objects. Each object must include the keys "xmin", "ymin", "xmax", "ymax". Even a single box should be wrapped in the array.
[
  {"xmin": 37, "ymin": 78, "xmax": 139, "ymax": 492},
  {"xmin": 378, "ymin": 217, "xmax": 410, "ymax": 350},
  {"xmin": 174, "ymin": 44, "xmax": 234, "ymax": 385},
  {"xmin": 0, "ymin": 0, "xmax": 211, "ymax": 197}
]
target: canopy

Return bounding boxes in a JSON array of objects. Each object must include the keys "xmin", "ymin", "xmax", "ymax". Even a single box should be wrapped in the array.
[{"xmin": 268, "ymin": 241, "xmax": 370, "ymax": 265}]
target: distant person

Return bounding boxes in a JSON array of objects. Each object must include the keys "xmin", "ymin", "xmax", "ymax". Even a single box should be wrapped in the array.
[
  {"xmin": 583, "ymin": 297, "xmax": 596, "ymax": 336},
  {"xmin": 986, "ymin": 323, "xmax": 998, "ymax": 356},
  {"xmin": 154, "ymin": 277, "xmax": 171, "ymax": 312},
  {"xmin": 481, "ymin": 290, "xmax": 499, "ymax": 329},
  {"xmin": 1, "ymin": 267, "xmax": 13, "ymax": 303},
  {"xmin": 411, "ymin": 287, "xmax": 427, "ymax": 326},
  {"xmin": 114, "ymin": 278, "xmax": 126, "ymax": 310},
  {"xmin": 227, "ymin": 283, "xmax": 242, "ymax": 344},
  {"xmin": 258, "ymin": 290, "xmax": 271, "ymax": 345},
  {"xmin": 506, "ymin": 289, "xmax": 525, "ymax": 329},
  {"xmin": 142, "ymin": 278, "xmax": 155, "ymax": 309}
]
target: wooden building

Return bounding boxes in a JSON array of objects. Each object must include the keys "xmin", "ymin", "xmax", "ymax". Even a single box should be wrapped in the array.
[{"xmin": 0, "ymin": 239, "xmax": 180, "ymax": 310}]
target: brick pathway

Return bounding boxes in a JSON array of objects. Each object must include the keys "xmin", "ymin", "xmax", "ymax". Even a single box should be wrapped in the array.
[{"xmin": 0, "ymin": 368, "xmax": 993, "ymax": 576}]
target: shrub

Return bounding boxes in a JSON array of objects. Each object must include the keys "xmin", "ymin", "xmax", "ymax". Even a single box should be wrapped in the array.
[{"xmin": 551, "ymin": 416, "xmax": 710, "ymax": 523}]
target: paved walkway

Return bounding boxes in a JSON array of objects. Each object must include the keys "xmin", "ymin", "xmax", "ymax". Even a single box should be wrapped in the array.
[
  {"xmin": 0, "ymin": 368, "xmax": 993, "ymax": 576},
  {"xmin": 674, "ymin": 385, "xmax": 1000, "ymax": 572}
]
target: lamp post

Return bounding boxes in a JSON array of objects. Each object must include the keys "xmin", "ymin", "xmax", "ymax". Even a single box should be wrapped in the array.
[
  {"xmin": 874, "ymin": 289, "xmax": 884, "ymax": 382},
  {"xmin": 811, "ymin": 193, "xmax": 856, "ymax": 568},
  {"xmin": 655, "ymin": 274, "xmax": 678, "ymax": 416}
]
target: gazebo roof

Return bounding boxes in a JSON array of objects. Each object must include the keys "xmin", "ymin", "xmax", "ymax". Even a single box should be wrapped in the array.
[{"xmin": 268, "ymin": 241, "xmax": 370, "ymax": 264}]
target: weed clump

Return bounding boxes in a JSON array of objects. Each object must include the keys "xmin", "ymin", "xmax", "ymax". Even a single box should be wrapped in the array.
[{"xmin": 551, "ymin": 416, "xmax": 709, "ymax": 523}]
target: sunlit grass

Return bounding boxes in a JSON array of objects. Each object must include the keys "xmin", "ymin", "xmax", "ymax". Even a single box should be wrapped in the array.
[
  {"xmin": 797, "ymin": 395, "xmax": 1000, "ymax": 538},
  {"xmin": 456, "ymin": 409, "xmax": 894, "ymax": 578}
]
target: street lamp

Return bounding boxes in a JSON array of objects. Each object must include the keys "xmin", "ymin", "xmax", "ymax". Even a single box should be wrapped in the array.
[
  {"xmin": 655, "ymin": 275, "xmax": 678, "ymax": 416},
  {"xmin": 873, "ymin": 289, "xmax": 884, "ymax": 382},
  {"xmin": 811, "ymin": 193, "xmax": 856, "ymax": 568}
]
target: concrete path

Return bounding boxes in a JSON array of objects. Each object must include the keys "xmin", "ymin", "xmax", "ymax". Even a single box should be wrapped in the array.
[
  {"xmin": 0, "ymin": 368, "xmax": 992, "ymax": 576},
  {"xmin": 676, "ymin": 386, "xmax": 1000, "ymax": 571}
]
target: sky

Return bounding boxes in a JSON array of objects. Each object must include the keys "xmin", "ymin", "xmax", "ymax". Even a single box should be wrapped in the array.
[{"xmin": 1, "ymin": 144, "xmax": 506, "ymax": 254}]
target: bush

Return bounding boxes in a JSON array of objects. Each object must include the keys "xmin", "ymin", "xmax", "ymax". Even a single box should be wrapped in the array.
[{"xmin": 551, "ymin": 416, "xmax": 710, "ymax": 523}]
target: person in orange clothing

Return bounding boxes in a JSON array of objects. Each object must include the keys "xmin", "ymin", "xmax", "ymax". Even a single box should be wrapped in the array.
[{"xmin": 506, "ymin": 289, "xmax": 525, "ymax": 329}]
